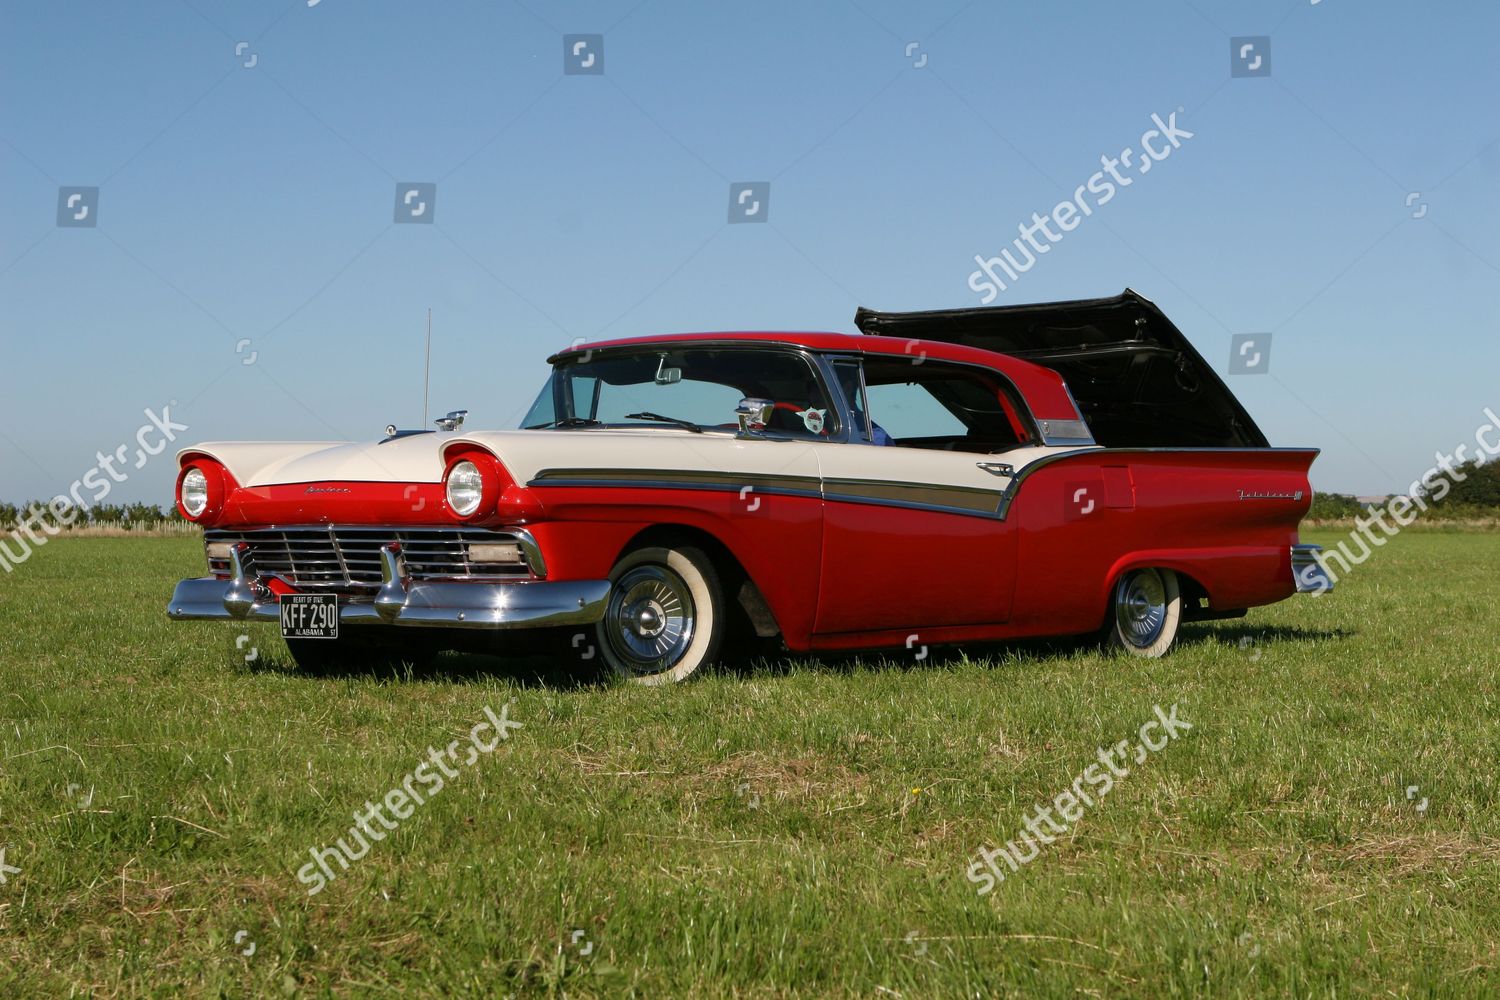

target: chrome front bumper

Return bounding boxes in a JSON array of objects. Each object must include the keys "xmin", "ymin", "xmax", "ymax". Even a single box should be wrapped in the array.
[
  {"xmin": 167, "ymin": 542, "xmax": 610, "ymax": 629},
  {"xmin": 1291, "ymin": 544, "xmax": 1334, "ymax": 594}
]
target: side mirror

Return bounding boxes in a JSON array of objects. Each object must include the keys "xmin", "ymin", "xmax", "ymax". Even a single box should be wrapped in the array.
[{"xmin": 736, "ymin": 398, "xmax": 774, "ymax": 437}]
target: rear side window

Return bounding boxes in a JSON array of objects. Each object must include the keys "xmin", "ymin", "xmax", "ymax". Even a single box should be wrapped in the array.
[
  {"xmin": 864, "ymin": 382, "xmax": 968, "ymax": 438},
  {"xmin": 860, "ymin": 359, "xmax": 1032, "ymax": 453}
]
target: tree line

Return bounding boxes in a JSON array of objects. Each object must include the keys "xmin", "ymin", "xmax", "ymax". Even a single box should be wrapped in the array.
[
  {"xmin": 1310, "ymin": 456, "xmax": 1500, "ymax": 519},
  {"xmin": 0, "ymin": 501, "xmax": 185, "ymax": 531}
]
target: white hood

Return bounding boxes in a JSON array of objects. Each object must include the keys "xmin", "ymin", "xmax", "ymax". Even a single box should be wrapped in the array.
[
  {"xmin": 182, "ymin": 435, "xmax": 454, "ymax": 487},
  {"xmin": 181, "ymin": 428, "xmax": 831, "ymax": 488}
]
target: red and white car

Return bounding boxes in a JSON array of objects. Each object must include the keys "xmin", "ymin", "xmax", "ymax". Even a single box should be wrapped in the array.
[{"xmin": 168, "ymin": 290, "xmax": 1331, "ymax": 683}]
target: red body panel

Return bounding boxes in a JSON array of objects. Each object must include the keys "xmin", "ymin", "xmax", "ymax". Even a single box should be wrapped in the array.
[
  {"xmin": 524, "ymin": 489, "xmax": 825, "ymax": 647},
  {"xmin": 815, "ymin": 503, "xmax": 1017, "ymax": 633},
  {"xmin": 215, "ymin": 480, "xmax": 452, "ymax": 526}
]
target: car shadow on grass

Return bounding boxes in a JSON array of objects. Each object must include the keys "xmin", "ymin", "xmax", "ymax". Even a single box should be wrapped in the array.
[
  {"xmin": 724, "ymin": 623, "xmax": 1355, "ymax": 681},
  {"xmin": 1177, "ymin": 622, "xmax": 1355, "ymax": 650},
  {"xmin": 238, "ymin": 623, "xmax": 1355, "ymax": 689},
  {"xmin": 242, "ymin": 647, "xmax": 611, "ymax": 690},
  {"xmin": 722, "ymin": 634, "xmax": 1099, "ymax": 680}
]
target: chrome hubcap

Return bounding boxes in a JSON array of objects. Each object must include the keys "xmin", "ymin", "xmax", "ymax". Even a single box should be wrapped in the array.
[
  {"xmin": 604, "ymin": 565, "xmax": 695, "ymax": 675},
  {"xmin": 1115, "ymin": 569, "xmax": 1167, "ymax": 648}
]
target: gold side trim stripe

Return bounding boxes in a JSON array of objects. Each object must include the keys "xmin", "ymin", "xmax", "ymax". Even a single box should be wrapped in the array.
[{"xmin": 530, "ymin": 469, "xmax": 1004, "ymax": 517}]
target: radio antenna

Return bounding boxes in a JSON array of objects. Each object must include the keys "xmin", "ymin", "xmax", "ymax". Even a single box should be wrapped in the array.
[{"xmin": 422, "ymin": 308, "xmax": 432, "ymax": 427}]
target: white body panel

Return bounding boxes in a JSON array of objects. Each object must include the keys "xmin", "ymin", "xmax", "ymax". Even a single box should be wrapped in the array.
[{"xmin": 181, "ymin": 430, "xmax": 1088, "ymax": 492}]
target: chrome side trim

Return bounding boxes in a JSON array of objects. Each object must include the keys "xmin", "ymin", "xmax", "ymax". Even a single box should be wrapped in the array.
[
  {"xmin": 530, "ymin": 476, "xmax": 825, "ymax": 504},
  {"xmin": 1291, "ymin": 544, "xmax": 1333, "ymax": 594},
  {"xmin": 822, "ymin": 477, "xmax": 1003, "ymax": 515},
  {"xmin": 530, "ymin": 468, "xmax": 1006, "ymax": 519},
  {"xmin": 531, "ymin": 468, "xmax": 823, "ymax": 496},
  {"xmin": 1037, "ymin": 418, "xmax": 1095, "ymax": 447},
  {"xmin": 819, "ymin": 491, "xmax": 1002, "ymax": 520}
]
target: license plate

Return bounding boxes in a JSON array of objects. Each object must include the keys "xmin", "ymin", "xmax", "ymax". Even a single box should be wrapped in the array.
[{"xmin": 280, "ymin": 593, "xmax": 339, "ymax": 639}]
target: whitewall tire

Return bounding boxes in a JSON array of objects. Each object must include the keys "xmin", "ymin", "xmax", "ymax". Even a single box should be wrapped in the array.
[
  {"xmin": 596, "ymin": 545, "xmax": 723, "ymax": 685},
  {"xmin": 1105, "ymin": 567, "xmax": 1182, "ymax": 658}
]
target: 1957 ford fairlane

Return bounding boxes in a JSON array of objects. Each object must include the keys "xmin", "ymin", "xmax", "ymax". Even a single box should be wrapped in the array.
[{"xmin": 167, "ymin": 290, "xmax": 1331, "ymax": 683}]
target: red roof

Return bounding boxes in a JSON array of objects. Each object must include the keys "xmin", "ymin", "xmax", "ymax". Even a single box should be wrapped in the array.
[{"xmin": 548, "ymin": 330, "xmax": 1081, "ymax": 421}]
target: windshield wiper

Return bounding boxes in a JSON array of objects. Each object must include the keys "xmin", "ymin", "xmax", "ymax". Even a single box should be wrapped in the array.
[
  {"xmin": 525, "ymin": 417, "xmax": 603, "ymax": 430},
  {"xmin": 622, "ymin": 411, "xmax": 704, "ymax": 433}
]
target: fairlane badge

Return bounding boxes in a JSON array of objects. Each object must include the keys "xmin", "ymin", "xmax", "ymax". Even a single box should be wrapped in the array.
[
  {"xmin": 1238, "ymin": 489, "xmax": 1304, "ymax": 501},
  {"xmin": 305, "ymin": 486, "xmax": 351, "ymax": 494}
]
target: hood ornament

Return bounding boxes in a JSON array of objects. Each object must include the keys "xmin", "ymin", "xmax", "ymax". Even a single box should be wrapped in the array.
[{"xmin": 434, "ymin": 410, "xmax": 468, "ymax": 432}]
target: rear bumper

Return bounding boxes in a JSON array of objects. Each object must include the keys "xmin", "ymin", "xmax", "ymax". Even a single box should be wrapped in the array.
[
  {"xmin": 167, "ymin": 542, "xmax": 609, "ymax": 629},
  {"xmin": 1291, "ymin": 544, "xmax": 1334, "ymax": 594}
]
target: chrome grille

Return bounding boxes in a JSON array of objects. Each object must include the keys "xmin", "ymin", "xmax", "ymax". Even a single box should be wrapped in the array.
[{"xmin": 204, "ymin": 526, "xmax": 532, "ymax": 591}]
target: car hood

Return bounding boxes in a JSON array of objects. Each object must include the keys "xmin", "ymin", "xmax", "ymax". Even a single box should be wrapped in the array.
[
  {"xmin": 854, "ymin": 288, "xmax": 1269, "ymax": 448},
  {"xmin": 181, "ymin": 428, "xmax": 823, "ymax": 488}
]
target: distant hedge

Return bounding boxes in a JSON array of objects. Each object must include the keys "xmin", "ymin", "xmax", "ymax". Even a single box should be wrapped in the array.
[
  {"xmin": 0, "ymin": 501, "xmax": 184, "ymax": 531},
  {"xmin": 1311, "ymin": 455, "xmax": 1500, "ymax": 521}
]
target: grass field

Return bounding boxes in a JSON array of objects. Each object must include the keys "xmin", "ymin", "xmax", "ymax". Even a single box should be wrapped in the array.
[{"xmin": 1, "ymin": 532, "xmax": 1496, "ymax": 997}]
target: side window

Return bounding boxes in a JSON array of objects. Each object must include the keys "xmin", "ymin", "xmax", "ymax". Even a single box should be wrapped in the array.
[
  {"xmin": 862, "ymin": 361, "xmax": 1030, "ymax": 452},
  {"xmin": 864, "ymin": 382, "xmax": 969, "ymax": 440}
]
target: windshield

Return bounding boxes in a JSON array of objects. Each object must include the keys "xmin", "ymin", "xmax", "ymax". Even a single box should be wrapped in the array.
[{"xmin": 522, "ymin": 347, "xmax": 840, "ymax": 437}]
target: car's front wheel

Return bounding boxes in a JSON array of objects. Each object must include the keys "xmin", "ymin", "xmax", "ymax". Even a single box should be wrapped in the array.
[
  {"xmin": 596, "ymin": 544, "xmax": 724, "ymax": 685},
  {"xmin": 1104, "ymin": 567, "xmax": 1182, "ymax": 658}
]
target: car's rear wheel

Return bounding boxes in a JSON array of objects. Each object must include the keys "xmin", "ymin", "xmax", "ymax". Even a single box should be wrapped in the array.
[
  {"xmin": 596, "ymin": 544, "xmax": 723, "ymax": 685},
  {"xmin": 1104, "ymin": 567, "xmax": 1182, "ymax": 658}
]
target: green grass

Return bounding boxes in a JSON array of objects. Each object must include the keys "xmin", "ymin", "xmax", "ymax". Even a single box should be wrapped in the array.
[{"xmin": 0, "ymin": 532, "xmax": 1496, "ymax": 997}]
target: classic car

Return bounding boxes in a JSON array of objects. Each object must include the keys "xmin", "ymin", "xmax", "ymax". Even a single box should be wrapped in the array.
[{"xmin": 167, "ymin": 289, "xmax": 1332, "ymax": 683}]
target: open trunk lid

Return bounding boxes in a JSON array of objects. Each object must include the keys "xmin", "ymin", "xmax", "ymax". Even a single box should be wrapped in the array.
[{"xmin": 854, "ymin": 288, "xmax": 1269, "ymax": 448}]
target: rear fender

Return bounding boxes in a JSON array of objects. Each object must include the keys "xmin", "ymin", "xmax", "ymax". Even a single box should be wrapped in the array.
[{"xmin": 1006, "ymin": 448, "xmax": 1317, "ymax": 631}]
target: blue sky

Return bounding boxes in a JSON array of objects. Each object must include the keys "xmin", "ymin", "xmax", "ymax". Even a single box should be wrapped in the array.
[{"xmin": 2, "ymin": 0, "xmax": 1497, "ymax": 504}]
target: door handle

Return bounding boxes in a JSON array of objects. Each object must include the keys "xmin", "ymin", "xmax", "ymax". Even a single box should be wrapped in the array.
[{"xmin": 976, "ymin": 462, "xmax": 1014, "ymax": 477}]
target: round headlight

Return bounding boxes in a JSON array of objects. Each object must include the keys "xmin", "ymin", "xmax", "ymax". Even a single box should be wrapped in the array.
[
  {"xmin": 445, "ymin": 460, "xmax": 485, "ymax": 517},
  {"xmin": 181, "ymin": 468, "xmax": 209, "ymax": 518}
]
